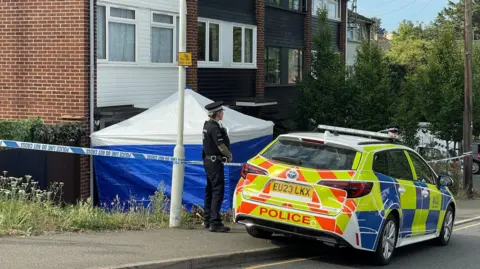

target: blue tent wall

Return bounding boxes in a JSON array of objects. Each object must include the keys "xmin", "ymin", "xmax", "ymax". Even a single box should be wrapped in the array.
[{"xmin": 93, "ymin": 135, "xmax": 272, "ymax": 212}]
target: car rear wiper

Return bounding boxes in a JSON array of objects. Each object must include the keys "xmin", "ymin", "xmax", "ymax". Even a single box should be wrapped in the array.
[{"xmin": 271, "ymin": 156, "xmax": 302, "ymax": 166}]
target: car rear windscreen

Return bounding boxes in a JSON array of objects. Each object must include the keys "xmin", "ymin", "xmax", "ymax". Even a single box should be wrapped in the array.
[{"xmin": 260, "ymin": 137, "xmax": 358, "ymax": 170}]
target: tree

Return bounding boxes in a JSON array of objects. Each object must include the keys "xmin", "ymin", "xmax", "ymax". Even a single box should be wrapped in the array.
[
  {"xmin": 294, "ymin": 8, "xmax": 352, "ymax": 130},
  {"xmin": 371, "ymin": 17, "xmax": 388, "ymax": 38},
  {"xmin": 434, "ymin": 0, "xmax": 480, "ymax": 40},
  {"xmin": 386, "ymin": 20, "xmax": 433, "ymax": 71},
  {"xmin": 347, "ymin": 40, "xmax": 396, "ymax": 132}
]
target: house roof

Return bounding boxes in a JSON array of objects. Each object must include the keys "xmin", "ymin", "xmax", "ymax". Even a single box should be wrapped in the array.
[{"xmin": 348, "ymin": 9, "xmax": 376, "ymax": 25}]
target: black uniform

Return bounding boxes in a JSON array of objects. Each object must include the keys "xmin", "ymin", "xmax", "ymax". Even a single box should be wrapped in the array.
[{"xmin": 202, "ymin": 101, "xmax": 231, "ymax": 232}]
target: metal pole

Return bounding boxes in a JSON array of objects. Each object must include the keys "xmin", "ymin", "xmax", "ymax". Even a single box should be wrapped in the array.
[
  {"xmin": 463, "ymin": 0, "xmax": 473, "ymax": 198},
  {"xmin": 169, "ymin": 0, "xmax": 187, "ymax": 227}
]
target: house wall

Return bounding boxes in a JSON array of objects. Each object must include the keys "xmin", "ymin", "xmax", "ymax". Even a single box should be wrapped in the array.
[
  {"xmin": 96, "ymin": 0, "xmax": 181, "ymax": 109},
  {"xmin": 196, "ymin": 0, "xmax": 257, "ymax": 103},
  {"xmin": 0, "ymin": 0, "xmax": 91, "ymax": 198},
  {"xmin": 346, "ymin": 40, "xmax": 360, "ymax": 66}
]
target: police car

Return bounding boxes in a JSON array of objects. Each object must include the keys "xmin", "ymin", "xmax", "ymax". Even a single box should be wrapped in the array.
[{"xmin": 233, "ymin": 125, "xmax": 456, "ymax": 265}]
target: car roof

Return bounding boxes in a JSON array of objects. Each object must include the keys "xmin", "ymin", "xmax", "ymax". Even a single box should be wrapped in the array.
[{"xmin": 278, "ymin": 131, "xmax": 401, "ymax": 152}]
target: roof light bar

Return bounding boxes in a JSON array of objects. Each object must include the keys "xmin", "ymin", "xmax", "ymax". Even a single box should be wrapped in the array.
[{"xmin": 317, "ymin": 124, "xmax": 399, "ymax": 140}]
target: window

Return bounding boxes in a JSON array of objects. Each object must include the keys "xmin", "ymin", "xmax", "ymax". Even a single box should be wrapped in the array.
[
  {"xmin": 198, "ymin": 19, "xmax": 220, "ymax": 63},
  {"xmin": 408, "ymin": 152, "xmax": 437, "ymax": 185},
  {"xmin": 261, "ymin": 137, "xmax": 358, "ymax": 170},
  {"xmin": 388, "ymin": 150, "xmax": 414, "ymax": 180},
  {"xmin": 233, "ymin": 26, "xmax": 255, "ymax": 64},
  {"xmin": 108, "ymin": 7, "xmax": 136, "ymax": 62},
  {"xmin": 289, "ymin": 0, "xmax": 300, "ymax": 10},
  {"xmin": 312, "ymin": 0, "xmax": 340, "ymax": 20},
  {"xmin": 151, "ymin": 13, "xmax": 176, "ymax": 63},
  {"xmin": 373, "ymin": 150, "xmax": 414, "ymax": 180},
  {"xmin": 97, "ymin": 6, "xmax": 106, "ymax": 59},
  {"xmin": 265, "ymin": 47, "xmax": 280, "ymax": 84},
  {"xmin": 288, "ymin": 49, "xmax": 303, "ymax": 83},
  {"xmin": 266, "ymin": 0, "xmax": 280, "ymax": 6}
]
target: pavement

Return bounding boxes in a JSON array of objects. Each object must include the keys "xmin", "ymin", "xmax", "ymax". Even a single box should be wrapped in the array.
[{"xmin": 0, "ymin": 200, "xmax": 479, "ymax": 269}]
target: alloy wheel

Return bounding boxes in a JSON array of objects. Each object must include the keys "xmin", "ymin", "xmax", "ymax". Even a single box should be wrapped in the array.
[{"xmin": 382, "ymin": 220, "xmax": 396, "ymax": 260}]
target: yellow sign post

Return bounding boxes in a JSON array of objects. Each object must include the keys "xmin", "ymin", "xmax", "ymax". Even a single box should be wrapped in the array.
[{"xmin": 178, "ymin": 52, "xmax": 192, "ymax": 66}]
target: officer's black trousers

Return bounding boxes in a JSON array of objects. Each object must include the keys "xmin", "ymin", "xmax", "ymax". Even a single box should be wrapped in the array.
[{"xmin": 203, "ymin": 158, "xmax": 225, "ymax": 226}]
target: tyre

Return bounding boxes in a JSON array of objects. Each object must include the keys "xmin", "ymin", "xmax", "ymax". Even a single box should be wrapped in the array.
[
  {"xmin": 246, "ymin": 225, "xmax": 273, "ymax": 239},
  {"xmin": 371, "ymin": 213, "xmax": 398, "ymax": 266},
  {"xmin": 473, "ymin": 161, "xmax": 480, "ymax": 174},
  {"xmin": 436, "ymin": 205, "xmax": 454, "ymax": 246}
]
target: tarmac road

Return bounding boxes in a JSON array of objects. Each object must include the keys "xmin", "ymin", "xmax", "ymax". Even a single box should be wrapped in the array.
[{"xmin": 223, "ymin": 221, "xmax": 480, "ymax": 269}]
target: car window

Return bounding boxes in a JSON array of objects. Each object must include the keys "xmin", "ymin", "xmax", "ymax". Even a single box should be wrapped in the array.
[
  {"xmin": 260, "ymin": 137, "xmax": 358, "ymax": 170},
  {"xmin": 407, "ymin": 151, "xmax": 437, "ymax": 185},
  {"xmin": 372, "ymin": 151, "xmax": 389, "ymax": 175},
  {"xmin": 387, "ymin": 150, "xmax": 414, "ymax": 180}
]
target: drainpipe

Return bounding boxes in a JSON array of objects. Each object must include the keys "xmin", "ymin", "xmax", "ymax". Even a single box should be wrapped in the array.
[{"xmin": 89, "ymin": 0, "xmax": 95, "ymax": 205}]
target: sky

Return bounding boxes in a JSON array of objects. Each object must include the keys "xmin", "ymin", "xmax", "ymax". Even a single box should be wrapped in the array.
[{"xmin": 356, "ymin": 0, "xmax": 460, "ymax": 33}]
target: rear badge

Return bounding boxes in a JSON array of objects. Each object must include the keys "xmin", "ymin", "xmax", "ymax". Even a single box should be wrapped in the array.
[{"xmin": 286, "ymin": 169, "xmax": 299, "ymax": 180}]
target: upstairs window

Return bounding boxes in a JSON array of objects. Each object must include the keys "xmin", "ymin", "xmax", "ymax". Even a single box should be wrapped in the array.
[
  {"xmin": 233, "ymin": 25, "xmax": 255, "ymax": 65},
  {"xmin": 312, "ymin": 0, "xmax": 340, "ymax": 20},
  {"xmin": 151, "ymin": 13, "xmax": 177, "ymax": 63},
  {"xmin": 96, "ymin": 5, "xmax": 137, "ymax": 62},
  {"xmin": 198, "ymin": 19, "xmax": 220, "ymax": 63}
]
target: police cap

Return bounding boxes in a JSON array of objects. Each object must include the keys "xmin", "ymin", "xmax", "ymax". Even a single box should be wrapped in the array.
[
  {"xmin": 387, "ymin": 124, "xmax": 399, "ymax": 132},
  {"xmin": 205, "ymin": 101, "xmax": 224, "ymax": 113}
]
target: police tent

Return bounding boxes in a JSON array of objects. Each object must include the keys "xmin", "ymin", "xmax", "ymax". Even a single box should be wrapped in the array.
[{"xmin": 90, "ymin": 88, "xmax": 274, "ymax": 212}]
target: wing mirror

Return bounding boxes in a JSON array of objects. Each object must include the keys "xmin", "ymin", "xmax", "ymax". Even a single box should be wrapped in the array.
[{"xmin": 439, "ymin": 175, "xmax": 454, "ymax": 187}]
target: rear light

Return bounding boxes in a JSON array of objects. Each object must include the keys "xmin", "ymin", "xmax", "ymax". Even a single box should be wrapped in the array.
[
  {"xmin": 241, "ymin": 163, "xmax": 268, "ymax": 178},
  {"xmin": 477, "ymin": 153, "xmax": 480, "ymax": 158},
  {"xmin": 317, "ymin": 181, "xmax": 373, "ymax": 198}
]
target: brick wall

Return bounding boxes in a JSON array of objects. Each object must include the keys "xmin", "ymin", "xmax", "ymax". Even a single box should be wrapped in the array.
[
  {"xmin": 304, "ymin": 0, "xmax": 312, "ymax": 73},
  {"xmin": 186, "ymin": 0, "xmax": 199, "ymax": 91},
  {"xmin": 255, "ymin": 0, "xmax": 265, "ymax": 97},
  {"xmin": 339, "ymin": 0, "xmax": 347, "ymax": 64},
  {"xmin": 0, "ymin": 0, "xmax": 92, "ymax": 199}
]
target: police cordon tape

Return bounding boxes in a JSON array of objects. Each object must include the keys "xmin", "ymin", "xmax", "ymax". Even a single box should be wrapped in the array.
[
  {"xmin": 0, "ymin": 140, "xmax": 244, "ymax": 167},
  {"xmin": 0, "ymin": 139, "xmax": 473, "ymax": 167}
]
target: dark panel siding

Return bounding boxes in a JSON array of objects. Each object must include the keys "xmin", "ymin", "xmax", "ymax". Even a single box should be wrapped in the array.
[
  {"xmin": 265, "ymin": 7, "xmax": 305, "ymax": 48},
  {"xmin": 312, "ymin": 17, "xmax": 340, "ymax": 51},
  {"xmin": 198, "ymin": 68, "xmax": 256, "ymax": 103},
  {"xmin": 263, "ymin": 85, "xmax": 302, "ymax": 120},
  {"xmin": 198, "ymin": 0, "xmax": 255, "ymax": 25}
]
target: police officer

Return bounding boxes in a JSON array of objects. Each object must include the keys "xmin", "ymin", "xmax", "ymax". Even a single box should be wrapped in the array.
[
  {"xmin": 387, "ymin": 124, "xmax": 399, "ymax": 138},
  {"xmin": 202, "ymin": 101, "xmax": 232, "ymax": 233}
]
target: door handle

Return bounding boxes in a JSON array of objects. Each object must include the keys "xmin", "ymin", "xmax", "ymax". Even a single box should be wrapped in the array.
[
  {"xmin": 398, "ymin": 186, "xmax": 406, "ymax": 194},
  {"xmin": 421, "ymin": 189, "xmax": 429, "ymax": 197}
]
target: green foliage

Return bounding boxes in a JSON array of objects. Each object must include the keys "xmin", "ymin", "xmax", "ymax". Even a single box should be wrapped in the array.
[
  {"xmin": 0, "ymin": 118, "xmax": 43, "ymax": 142},
  {"xmin": 0, "ymin": 118, "xmax": 85, "ymax": 146},
  {"xmin": 434, "ymin": 0, "xmax": 480, "ymax": 40},
  {"xmin": 347, "ymin": 41, "xmax": 396, "ymax": 132},
  {"xmin": 386, "ymin": 20, "xmax": 433, "ymax": 70},
  {"xmin": 0, "ymin": 173, "xmax": 212, "ymax": 236},
  {"xmin": 294, "ymin": 8, "xmax": 351, "ymax": 130}
]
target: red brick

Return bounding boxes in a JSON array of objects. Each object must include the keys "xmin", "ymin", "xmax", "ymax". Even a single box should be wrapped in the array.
[
  {"xmin": 255, "ymin": 0, "xmax": 265, "ymax": 97},
  {"xmin": 186, "ymin": 0, "xmax": 198, "ymax": 91},
  {"xmin": 0, "ymin": 0, "xmax": 93, "ymax": 200}
]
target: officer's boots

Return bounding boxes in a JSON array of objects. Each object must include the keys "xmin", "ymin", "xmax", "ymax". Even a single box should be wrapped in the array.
[{"xmin": 209, "ymin": 223, "xmax": 230, "ymax": 232}]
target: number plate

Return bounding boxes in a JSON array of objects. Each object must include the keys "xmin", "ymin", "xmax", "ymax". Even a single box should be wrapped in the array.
[{"xmin": 271, "ymin": 181, "xmax": 313, "ymax": 198}]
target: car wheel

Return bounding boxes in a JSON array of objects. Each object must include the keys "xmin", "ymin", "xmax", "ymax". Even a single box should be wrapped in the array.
[
  {"xmin": 246, "ymin": 225, "xmax": 273, "ymax": 239},
  {"xmin": 436, "ymin": 205, "xmax": 454, "ymax": 246},
  {"xmin": 473, "ymin": 161, "xmax": 480, "ymax": 174},
  {"xmin": 372, "ymin": 213, "xmax": 398, "ymax": 266}
]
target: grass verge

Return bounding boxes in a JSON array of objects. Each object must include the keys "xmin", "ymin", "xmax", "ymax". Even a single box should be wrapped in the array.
[{"xmin": 0, "ymin": 172, "xmax": 232, "ymax": 237}]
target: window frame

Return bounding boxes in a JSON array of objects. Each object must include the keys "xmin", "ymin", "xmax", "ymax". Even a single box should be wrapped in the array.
[
  {"xmin": 197, "ymin": 17, "xmax": 222, "ymax": 67},
  {"xmin": 231, "ymin": 23, "xmax": 257, "ymax": 67},
  {"xmin": 264, "ymin": 46, "xmax": 282, "ymax": 85},
  {"xmin": 150, "ymin": 10, "xmax": 179, "ymax": 66},
  {"xmin": 312, "ymin": 0, "xmax": 341, "ymax": 21},
  {"xmin": 405, "ymin": 149, "xmax": 439, "ymax": 186},
  {"xmin": 97, "ymin": 3, "xmax": 138, "ymax": 65}
]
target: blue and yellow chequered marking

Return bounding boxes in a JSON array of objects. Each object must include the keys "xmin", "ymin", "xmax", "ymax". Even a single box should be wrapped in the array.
[{"xmin": 349, "ymin": 146, "xmax": 454, "ymax": 250}]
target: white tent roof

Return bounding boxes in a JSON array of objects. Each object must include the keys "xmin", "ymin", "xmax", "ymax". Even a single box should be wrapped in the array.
[{"xmin": 91, "ymin": 89, "xmax": 275, "ymax": 147}]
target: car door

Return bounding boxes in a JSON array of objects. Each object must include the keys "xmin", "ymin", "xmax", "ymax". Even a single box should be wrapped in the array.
[
  {"xmin": 405, "ymin": 150, "xmax": 442, "ymax": 236},
  {"xmin": 385, "ymin": 149, "xmax": 424, "ymax": 238}
]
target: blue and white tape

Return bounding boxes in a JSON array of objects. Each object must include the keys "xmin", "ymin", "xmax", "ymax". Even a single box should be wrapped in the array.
[{"xmin": 0, "ymin": 140, "xmax": 244, "ymax": 167}]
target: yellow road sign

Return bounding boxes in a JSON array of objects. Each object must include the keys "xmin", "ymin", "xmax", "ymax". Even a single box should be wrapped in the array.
[{"xmin": 178, "ymin": 52, "xmax": 192, "ymax": 66}]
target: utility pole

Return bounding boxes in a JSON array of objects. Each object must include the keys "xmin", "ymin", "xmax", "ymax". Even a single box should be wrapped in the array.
[
  {"xmin": 170, "ymin": 0, "xmax": 188, "ymax": 227},
  {"xmin": 463, "ymin": 0, "xmax": 474, "ymax": 199}
]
